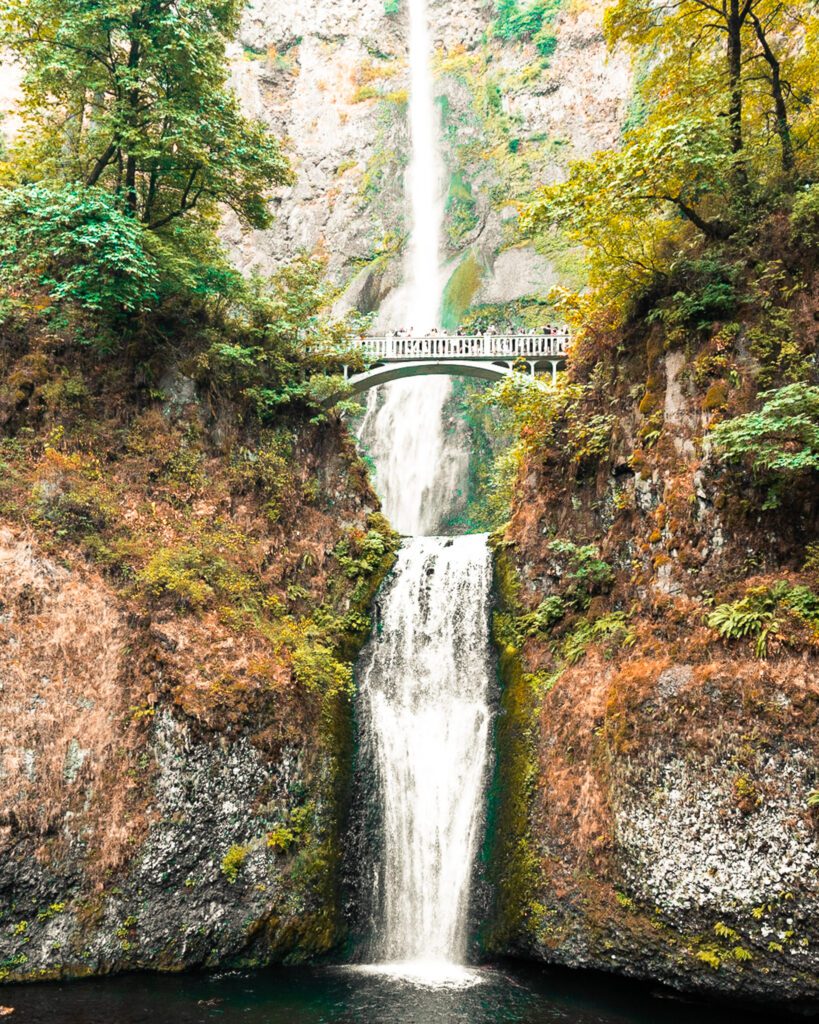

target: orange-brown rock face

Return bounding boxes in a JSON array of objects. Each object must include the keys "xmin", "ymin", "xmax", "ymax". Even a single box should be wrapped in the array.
[
  {"xmin": 0, "ymin": 333, "xmax": 395, "ymax": 980},
  {"xmin": 487, "ymin": 271, "xmax": 819, "ymax": 1003},
  {"xmin": 0, "ymin": 530, "xmax": 140, "ymax": 872}
]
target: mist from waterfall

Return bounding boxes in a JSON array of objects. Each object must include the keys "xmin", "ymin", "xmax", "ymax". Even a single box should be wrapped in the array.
[{"xmin": 357, "ymin": 0, "xmax": 463, "ymax": 537}]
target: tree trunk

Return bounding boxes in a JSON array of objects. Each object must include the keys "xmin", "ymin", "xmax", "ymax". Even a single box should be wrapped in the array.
[
  {"xmin": 727, "ymin": 0, "xmax": 744, "ymax": 157},
  {"xmin": 750, "ymin": 11, "xmax": 795, "ymax": 174},
  {"xmin": 124, "ymin": 30, "xmax": 141, "ymax": 214},
  {"xmin": 671, "ymin": 197, "xmax": 735, "ymax": 241},
  {"xmin": 726, "ymin": 0, "xmax": 748, "ymax": 189},
  {"xmin": 86, "ymin": 141, "xmax": 118, "ymax": 187}
]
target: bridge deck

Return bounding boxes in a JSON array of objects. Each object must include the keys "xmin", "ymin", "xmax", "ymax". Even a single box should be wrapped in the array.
[{"xmin": 358, "ymin": 332, "xmax": 569, "ymax": 362}]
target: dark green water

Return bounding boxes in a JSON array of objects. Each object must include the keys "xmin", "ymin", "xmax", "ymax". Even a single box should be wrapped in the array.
[{"xmin": 0, "ymin": 962, "xmax": 797, "ymax": 1024}]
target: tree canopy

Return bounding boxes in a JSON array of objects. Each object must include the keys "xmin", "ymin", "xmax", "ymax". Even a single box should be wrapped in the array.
[
  {"xmin": 0, "ymin": 0, "xmax": 292, "ymax": 228},
  {"xmin": 524, "ymin": 0, "xmax": 819, "ymax": 307},
  {"xmin": 0, "ymin": 0, "xmax": 294, "ymax": 325}
]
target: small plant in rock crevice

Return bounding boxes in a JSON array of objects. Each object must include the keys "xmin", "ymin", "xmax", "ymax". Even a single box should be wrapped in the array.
[{"xmin": 221, "ymin": 844, "xmax": 250, "ymax": 884}]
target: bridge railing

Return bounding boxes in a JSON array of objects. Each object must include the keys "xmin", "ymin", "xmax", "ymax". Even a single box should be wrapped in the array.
[{"xmin": 357, "ymin": 332, "xmax": 569, "ymax": 362}]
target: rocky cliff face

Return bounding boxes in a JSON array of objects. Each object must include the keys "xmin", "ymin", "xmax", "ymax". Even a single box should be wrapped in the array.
[
  {"xmin": 487, "ymin": 251, "xmax": 819, "ymax": 1003},
  {"xmin": 0, "ymin": 331, "xmax": 397, "ymax": 980},
  {"xmin": 1, "ymin": 0, "xmax": 630, "ymax": 320},
  {"xmin": 224, "ymin": 0, "xmax": 629, "ymax": 324}
]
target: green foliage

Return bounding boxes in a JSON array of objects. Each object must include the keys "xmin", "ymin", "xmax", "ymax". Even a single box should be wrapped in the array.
[
  {"xmin": 519, "ymin": 595, "xmax": 567, "ymax": 635},
  {"xmin": 549, "ymin": 540, "xmax": 614, "ymax": 609},
  {"xmin": 0, "ymin": 184, "xmax": 159, "ymax": 313},
  {"xmin": 484, "ymin": 372, "xmax": 615, "ymax": 465},
  {"xmin": 445, "ymin": 170, "xmax": 479, "ymax": 245},
  {"xmin": 647, "ymin": 257, "xmax": 740, "ymax": 335},
  {"xmin": 267, "ymin": 806, "xmax": 312, "ymax": 854},
  {"xmin": 221, "ymin": 844, "xmax": 249, "ymax": 884},
  {"xmin": 30, "ymin": 465, "xmax": 113, "ymax": 542},
  {"xmin": 0, "ymin": 0, "xmax": 291, "ymax": 323},
  {"xmin": 493, "ymin": 0, "xmax": 563, "ymax": 58},
  {"xmin": 707, "ymin": 580, "xmax": 819, "ymax": 657},
  {"xmin": 1, "ymin": 0, "xmax": 292, "ymax": 231},
  {"xmin": 333, "ymin": 526, "xmax": 397, "ymax": 581},
  {"xmin": 137, "ymin": 546, "xmax": 218, "ymax": 610},
  {"xmin": 524, "ymin": 116, "xmax": 737, "ymax": 305},
  {"xmin": 441, "ymin": 252, "xmax": 483, "ymax": 331},
  {"xmin": 524, "ymin": 0, "xmax": 819, "ymax": 316},
  {"xmin": 791, "ymin": 184, "xmax": 819, "ymax": 250},
  {"xmin": 206, "ymin": 255, "xmax": 369, "ymax": 420},
  {"xmin": 502, "ymin": 540, "xmax": 614, "ymax": 647},
  {"xmin": 710, "ymin": 383, "xmax": 819, "ymax": 506},
  {"xmin": 137, "ymin": 543, "xmax": 262, "ymax": 613},
  {"xmin": 714, "ymin": 921, "xmax": 741, "ymax": 942},
  {"xmin": 230, "ymin": 431, "xmax": 293, "ymax": 524},
  {"xmin": 384, "ymin": 0, "xmax": 401, "ymax": 13},
  {"xmin": 695, "ymin": 948, "xmax": 722, "ymax": 970},
  {"xmin": 290, "ymin": 640, "xmax": 354, "ymax": 700},
  {"xmin": 561, "ymin": 611, "xmax": 635, "ymax": 665},
  {"xmin": 36, "ymin": 903, "xmax": 65, "ymax": 923},
  {"xmin": 708, "ymin": 589, "xmax": 780, "ymax": 657}
]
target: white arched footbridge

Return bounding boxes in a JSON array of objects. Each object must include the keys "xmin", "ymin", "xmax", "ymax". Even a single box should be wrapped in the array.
[{"xmin": 323, "ymin": 331, "xmax": 569, "ymax": 407}]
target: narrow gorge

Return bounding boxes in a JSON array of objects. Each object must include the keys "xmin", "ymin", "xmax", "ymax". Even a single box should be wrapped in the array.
[{"xmin": 0, "ymin": 0, "xmax": 818, "ymax": 1020}]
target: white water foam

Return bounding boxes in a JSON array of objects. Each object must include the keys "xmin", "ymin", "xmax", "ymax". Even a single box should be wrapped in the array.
[{"xmin": 358, "ymin": 535, "xmax": 493, "ymax": 982}]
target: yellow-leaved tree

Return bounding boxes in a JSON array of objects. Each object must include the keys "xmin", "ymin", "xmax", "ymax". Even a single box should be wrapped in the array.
[{"xmin": 524, "ymin": 0, "xmax": 819, "ymax": 315}]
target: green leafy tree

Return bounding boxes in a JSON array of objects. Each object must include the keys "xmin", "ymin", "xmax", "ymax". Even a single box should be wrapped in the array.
[
  {"xmin": 0, "ymin": 0, "xmax": 292, "ymax": 230},
  {"xmin": 0, "ymin": 183, "xmax": 159, "ymax": 311},
  {"xmin": 524, "ymin": 0, "xmax": 818, "ymax": 307},
  {"xmin": 205, "ymin": 254, "xmax": 370, "ymax": 419}
]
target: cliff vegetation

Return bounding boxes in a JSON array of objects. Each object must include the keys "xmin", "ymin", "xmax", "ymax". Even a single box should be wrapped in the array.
[
  {"xmin": 0, "ymin": 0, "xmax": 398, "ymax": 980},
  {"xmin": 484, "ymin": 0, "xmax": 819, "ymax": 1001}
]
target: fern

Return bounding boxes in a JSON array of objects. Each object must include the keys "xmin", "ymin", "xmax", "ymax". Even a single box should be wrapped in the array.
[
  {"xmin": 711, "ymin": 383, "xmax": 819, "ymax": 507},
  {"xmin": 708, "ymin": 580, "xmax": 819, "ymax": 657}
]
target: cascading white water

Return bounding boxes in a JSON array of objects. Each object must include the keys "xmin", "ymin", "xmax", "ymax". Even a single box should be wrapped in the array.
[
  {"xmin": 358, "ymin": 535, "xmax": 493, "ymax": 982},
  {"xmin": 353, "ymin": 0, "xmax": 493, "ymax": 988},
  {"xmin": 357, "ymin": 380, "xmax": 468, "ymax": 536},
  {"xmin": 357, "ymin": 0, "xmax": 464, "ymax": 537},
  {"xmin": 405, "ymin": 0, "xmax": 443, "ymax": 325}
]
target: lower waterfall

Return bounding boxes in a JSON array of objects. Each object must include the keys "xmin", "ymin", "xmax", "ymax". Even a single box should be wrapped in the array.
[{"xmin": 356, "ymin": 535, "xmax": 493, "ymax": 983}]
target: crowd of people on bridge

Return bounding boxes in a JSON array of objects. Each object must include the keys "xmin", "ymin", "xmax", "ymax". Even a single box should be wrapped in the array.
[{"xmin": 379, "ymin": 322, "xmax": 565, "ymax": 339}]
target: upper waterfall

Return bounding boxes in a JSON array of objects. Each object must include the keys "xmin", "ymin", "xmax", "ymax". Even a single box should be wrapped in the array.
[
  {"xmin": 405, "ymin": 0, "xmax": 444, "ymax": 330},
  {"xmin": 357, "ymin": 0, "xmax": 468, "ymax": 537}
]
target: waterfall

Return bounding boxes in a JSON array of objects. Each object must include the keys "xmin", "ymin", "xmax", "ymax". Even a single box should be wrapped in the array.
[
  {"xmin": 352, "ymin": 0, "xmax": 493, "ymax": 988},
  {"xmin": 357, "ymin": 0, "xmax": 463, "ymax": 537},
  {"xmin": 405, "ymin": 0, "xmax": 443, "ymax": 328},
  {"xmin": 357, "ymin": 535, "xmax": 493, "ymax": 982}
]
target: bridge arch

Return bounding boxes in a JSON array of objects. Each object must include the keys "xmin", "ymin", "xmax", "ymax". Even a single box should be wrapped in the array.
[
  {"xmin": 321, "ymin": 332, "xmax": 569, "ymax": 408},
  {"xmin": 322, "ymin": 361, "xmax": 510, "ymax": 408}
]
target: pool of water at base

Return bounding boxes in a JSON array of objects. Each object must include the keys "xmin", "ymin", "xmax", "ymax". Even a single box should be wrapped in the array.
[{"xmin": 0, "ymin": 961, "xmax": 803, "ymax": 1024}]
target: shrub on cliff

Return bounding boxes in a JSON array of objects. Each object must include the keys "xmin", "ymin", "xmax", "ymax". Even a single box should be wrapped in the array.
[
  {"xmin": 0, "ymin": 184, "xmax": 160, "ymax": 315},
  {"xmin": 493, "ymin": 0, "xmax": 563, "ymax": 58},
  {"xmin": 710, "ymin": 383, "xmax": 819, "ymax": 508}
]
